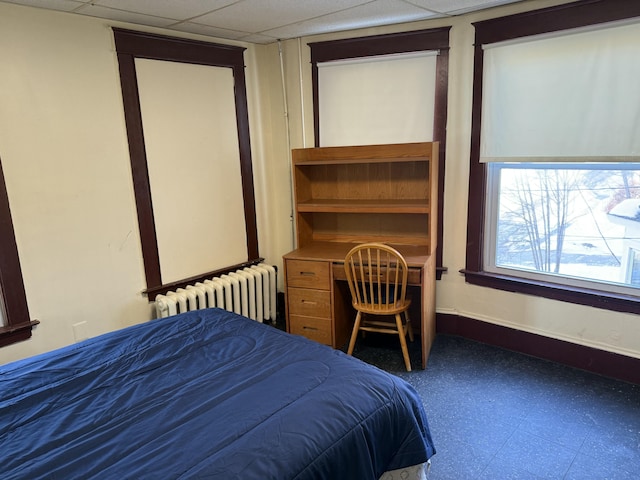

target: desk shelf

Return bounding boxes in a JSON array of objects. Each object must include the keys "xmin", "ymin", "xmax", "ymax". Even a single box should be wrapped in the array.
[
  {"xmin": 296, "ymin": 199, "xmax": 431, "ymax": 214},
  {"xmin": 292, "ymin": 142, "xmax": 438, "ymax": 251}
]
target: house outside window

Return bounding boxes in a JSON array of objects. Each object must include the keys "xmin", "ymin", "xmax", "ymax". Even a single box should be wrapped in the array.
[{"xmin": 627, "ymin": 246, "xmax": 640, "ymax": 286}]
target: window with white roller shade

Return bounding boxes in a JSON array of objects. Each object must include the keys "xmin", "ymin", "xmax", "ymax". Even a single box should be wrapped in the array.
[
  {"xmin": 310, "ymin": 28, "xmax": 450, "ymax": 278},
  {"xmin": 114, "ymin": 29, "xmax": 259, "ymax": 297},
  {"xmin": 465, "ymin": 0, "xmax": 640, "ymax": 310},
  {"xmin": 0, "ymin": 158, "xmax": 33, "ymax": 345}
]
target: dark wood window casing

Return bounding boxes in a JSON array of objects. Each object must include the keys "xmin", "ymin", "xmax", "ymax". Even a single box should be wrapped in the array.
[
  {"xmin": 309, "ymin": 28, "xmax": 451, "ymax": 280},
  {"xmin": 464, "ymin": 0, "xmax": 640, "ymax": 314},
  {"xmin": 0, "ymin": 159, "xmax": 38, "ymax": 347},
  {"xmin": 113, "ymin": 29, "xmax": 260, "ymax": 300}
]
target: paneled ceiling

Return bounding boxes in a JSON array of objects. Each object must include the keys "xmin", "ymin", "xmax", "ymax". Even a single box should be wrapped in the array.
[{"xmin": 1, "ymin": 0, "xmax": 528, "ymax": 44}]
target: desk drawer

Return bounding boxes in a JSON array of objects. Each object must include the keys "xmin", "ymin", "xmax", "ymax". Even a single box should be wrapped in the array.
[
  {"xmin": 288, "ymin": 287, "xmax": 331, "ymax": 318},
  {"xmin": 289, "ymin": 315, "xmax": 332, "ymax": 345},
  {"xmin": 286, "ymin": 260, "xmax": 330, "ymax": 289}
]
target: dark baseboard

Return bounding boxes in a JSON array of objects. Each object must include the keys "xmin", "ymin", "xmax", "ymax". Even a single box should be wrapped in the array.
[{"xmin": 436, "ymin": 313, "xmax": 640, "ymax": 385}]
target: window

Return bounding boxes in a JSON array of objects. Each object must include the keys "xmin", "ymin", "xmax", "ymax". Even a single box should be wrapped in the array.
[
  {"xmin": 114, "ymin": 29, "xmax": 260, "ymax": 299},
  {"xmin": 309, "ymin": 28, "xmax": 450, "ymax": 277},
  {"xmin": 466, "ymin": 0, "xmax": 640, "ymax": 313},
  {"xmin": 0, "ymin": 158, "xmax": 37, "ymax": 347}
]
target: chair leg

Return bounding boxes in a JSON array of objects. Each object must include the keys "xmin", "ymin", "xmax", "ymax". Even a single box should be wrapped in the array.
[
  {"xmin": 347, "ymin": 311, "xmax": 362, "ymax": 355},
  {"xmin": 404, "ymin": 310, "xmax": 414, "ymax": 342},
  {"xmin": 396, "ymin": 313, "xmax": 412, "ymax": 372}
]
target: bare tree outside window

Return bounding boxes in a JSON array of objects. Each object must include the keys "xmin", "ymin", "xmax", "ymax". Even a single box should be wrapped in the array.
[
  {"xmin": 497, "ymin": 168, "xmax": 580, "ymax": 272},
  {"xmin": 494, "ymin": 165, "xmax": 640, "ymax": 289}
]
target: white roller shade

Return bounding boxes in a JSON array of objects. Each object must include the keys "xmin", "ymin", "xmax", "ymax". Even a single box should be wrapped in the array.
[
  {"xmin": 136, "ymin": 59, "xmax": 248, "ymax": 284},
  {"xmin": 481, "ymin": 20, "xmax": 640, "ymax": 162},
  {"xmin": 318, "ymin": 51, "xmax": 438, "ymax": 147}
]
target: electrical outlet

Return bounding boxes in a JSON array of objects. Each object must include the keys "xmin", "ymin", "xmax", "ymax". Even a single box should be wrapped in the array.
[{"xmin": 72, "ymin": 321, "xmax": 89, "ymax": 343}]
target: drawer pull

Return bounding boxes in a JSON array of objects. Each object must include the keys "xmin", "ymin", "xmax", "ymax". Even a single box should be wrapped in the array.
[
  {"xmin": 299, "ymin": 271, "xmax": 316, "ymax": 276},
  {"xmin": 301, "ymin": 300, "xmax": 317, "ymax": 305},
  {"xmin": 303, "ymin": 326, "xmax": 318, "ymax": 331}
]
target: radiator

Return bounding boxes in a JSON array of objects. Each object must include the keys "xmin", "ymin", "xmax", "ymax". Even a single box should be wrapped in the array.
[{"xmin": 154, "ymin": 263, "xmax": 277, "ymax": 322}]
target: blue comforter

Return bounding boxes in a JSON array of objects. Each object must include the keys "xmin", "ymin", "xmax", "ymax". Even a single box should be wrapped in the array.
[{"xmin": 1, "ymin": 309, "xmax": 434, "ymax": 479}]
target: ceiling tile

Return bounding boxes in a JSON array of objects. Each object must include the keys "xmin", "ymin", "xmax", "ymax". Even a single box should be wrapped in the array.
[
  {"xmin": 2, "ymin": 0, "xmax": 85, "ymax": 12},
  {"xmin": 75, "ymin": 4, "xmax": 176, "ymax": 27},
  {"xmin": 237, "ymin": 32, "xmax": 280, "ymax": 44},
  {"xmin": 169, "ymin": 21, "xmax": 248, "ymax": 40},
  {"xmin": 406, "ymin": 0, "xmax": 522, "ymax": 15},
  {"xmin": 0, "ymin": 0, "xmax": 530, "ymax": 43},
  {"xmin": 93, "ymin": 0, "xmax": 238, "ymax": 21},
  {"xmin": 193, "ymin": 0, "xmax": 370, "ymax": 33},
  {"xmin": 264, "ymin": 0, "xmax": 441, "ymax": 39}
]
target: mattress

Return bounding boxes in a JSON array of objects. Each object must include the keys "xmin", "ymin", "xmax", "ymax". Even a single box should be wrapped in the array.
[{"xmin": 1, "ymin": 308, "xmax": 435, "ymax": 479}]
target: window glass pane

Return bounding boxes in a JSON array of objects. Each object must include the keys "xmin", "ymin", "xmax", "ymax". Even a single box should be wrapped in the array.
[{"xmin": 489, "ymin": 163, "xmax": 640, "ymax": 293}]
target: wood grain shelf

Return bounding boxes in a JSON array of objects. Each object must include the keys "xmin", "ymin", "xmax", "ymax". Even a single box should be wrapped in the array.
[
  {"xmin": 296, "ymin": 199, "xmax": 430, "ymax": 214},
  {"xmin": 292, "ymin": 142, "xmax": 438, "ymax": 250},
  {"xmin": 291, "ymin": 142, "xmax": 433, "ymax": 164},
  {"xmin": 293, "ymin": 157, "xmax": 431, "ymax": 166}
]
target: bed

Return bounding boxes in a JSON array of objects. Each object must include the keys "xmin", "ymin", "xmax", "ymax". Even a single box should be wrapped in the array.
[{"xmin": 1, "ymin": 308, "xmax": 435, "ymax": 479}]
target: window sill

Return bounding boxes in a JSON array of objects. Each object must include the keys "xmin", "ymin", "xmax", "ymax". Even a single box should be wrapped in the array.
[
  {"xmin": 144, "ymin": 259, "xmax": 265, "ymax": 301},
  {"xmin": 461, "ymin": 269, "xmax": 640, "ymax": 315},
  {"xmin": 0, "ymin": 319, "xmax": 40, "ymax": 348}
]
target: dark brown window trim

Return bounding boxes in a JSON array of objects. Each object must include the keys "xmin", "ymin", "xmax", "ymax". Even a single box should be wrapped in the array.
[
  {"xmin": 461, "ymin": 270, "xmax": 640, "ymax": 315},
  {"xmin": 0, "ymin": 321, "xmax": 40, "ymax": 348},
  {"xmin": 0, "ymin": 159, "xmax": 38, "ymax": 347},
  {"xmin": 473, "ymin": 0, "xmax": 640, "ymax": 46},
  {"xmin": 465, "ymin": 0, "xmax": 640, "ymax": 311},
  {"xmin": 309, "ymin": 27, "xmax": 451, "ymax": 279},
  {"xmin": 113, "ymin": 29, "xmax": 260, "ymax": 296}
]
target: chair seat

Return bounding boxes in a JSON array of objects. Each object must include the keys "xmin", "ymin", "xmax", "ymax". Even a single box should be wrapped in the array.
[{"xmin": 353, "ymin": 298, "xmax": 411, "ymax": 315}]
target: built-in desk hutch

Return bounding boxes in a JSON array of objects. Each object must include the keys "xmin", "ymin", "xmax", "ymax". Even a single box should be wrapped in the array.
[{"xmin": 283, "ymin": 142, "xmax": 439, "ymax": 368}]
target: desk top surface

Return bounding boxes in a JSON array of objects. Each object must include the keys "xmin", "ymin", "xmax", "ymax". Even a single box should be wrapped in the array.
[{"xmin": 284, "ymin": 242, "xmax": 431, "ymax": 268}]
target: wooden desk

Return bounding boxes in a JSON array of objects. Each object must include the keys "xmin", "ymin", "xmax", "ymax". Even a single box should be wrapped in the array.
[
  {"xmin": 284, "ymin": 142, "xmax": 439, "ymax": 369},
  {"xmin": 283, "ymin": 242, "xmax": 436, "ymax": 369}
]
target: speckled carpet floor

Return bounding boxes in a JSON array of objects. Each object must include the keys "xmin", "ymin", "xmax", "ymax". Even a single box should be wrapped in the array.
[{"xmin": 350, "ymin": 333, "xmax": 640, "ymax": 480}]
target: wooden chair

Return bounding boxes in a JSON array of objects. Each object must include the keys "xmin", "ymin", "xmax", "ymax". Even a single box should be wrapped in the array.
[{"xmin": 344, "ymin": 243, "xmax": 414, "ymax": 371}]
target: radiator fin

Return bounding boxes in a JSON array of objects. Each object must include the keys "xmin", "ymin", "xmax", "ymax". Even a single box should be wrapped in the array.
[{"xmin": 154, "ymin": 264, "xmax": 277, "ymax": 322}]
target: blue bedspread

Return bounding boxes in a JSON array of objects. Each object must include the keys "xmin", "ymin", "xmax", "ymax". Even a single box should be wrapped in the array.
[{"xmin": 1, "ymin": 309, "xmax": 434, "ymax": 479}]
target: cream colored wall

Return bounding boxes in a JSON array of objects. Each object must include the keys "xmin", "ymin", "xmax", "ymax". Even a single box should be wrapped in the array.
[
  {"xmin": 0, "ymin": 2, "xmax": 280, "ymax": 364},
  {"xmin": 244, "ymin": 42, "xmax": 295, "ymax": 290},
  {"xmin": 2, "ymin": 0, "xmax": 638, "ymax": 365},
  {"xmin": 272, "ymin": 0, "xmax": 640, "ymax": 360}
]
